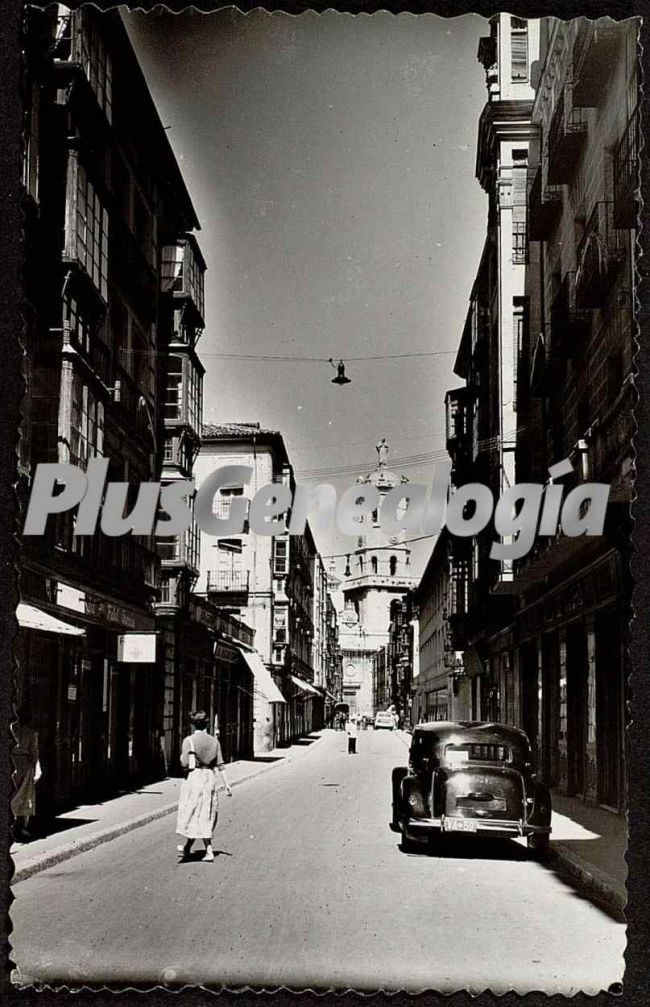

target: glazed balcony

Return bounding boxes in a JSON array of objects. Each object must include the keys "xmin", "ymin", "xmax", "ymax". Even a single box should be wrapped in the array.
[
  {"xmin": 575, "ymin": 202, "xmax": 626, "ymax": 309},
  {"xmin": 572, "ymin": 21, "xmax": 621, "ymax": 107},
  {"xmin": 549, "ymin": 272, "xmax": 590, "ymax": 359},
  {"xmin": 161, "ymin": 236, "xmax": 206, "ymax": 324},
  {"xmin": 528, "ymin": 166, "xmax": 563, "ymax": 241},
  {"xmin": 445, "ymin": 387, "xmax": 470, "ymax": 451},
  {"xmin": 547, "ymin": 86, "xmax": 588, "ymax": 186},
  {"xmin": 156, "ymin": 522, "xmax": 200, "ymax": 575},
  {"xmin": 613, "ymin": 111, "xmax": 639, "ymax": 230}
]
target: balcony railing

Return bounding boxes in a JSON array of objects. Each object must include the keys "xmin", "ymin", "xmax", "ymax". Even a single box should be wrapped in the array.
[
  {"xmin": 575, "ymin": 202, "xmax": 626, "ymax": 309},
  {"xmin": 206, "ymin": 569, "xmax": 250, "ymax": 594},
  {"xmin": 547, "ymin": 85, "xmax": 589, "ymax": 185},
  {"xmin": 613, "ymin": 111, "xmax": 639, "ymax": 230},
  {"xmin": 528, "ymin": 165, "xmax": 563, "ymax": 241},
  {"xmin": 549, "ymin": 272, "xmax": 590, "ymax": 358},
  {"xmin": 572, "ymin": 21, "xmax": 621, "ymax": 107}
]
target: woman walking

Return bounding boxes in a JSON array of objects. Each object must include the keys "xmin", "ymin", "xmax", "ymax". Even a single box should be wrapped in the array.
[
  {"xmin": 176, "ymin": 711, "xmax": 232, "ymax": 862},
  {"xmin": 11, "ymin": 705, "xmax": 42, "ymax": 842}
]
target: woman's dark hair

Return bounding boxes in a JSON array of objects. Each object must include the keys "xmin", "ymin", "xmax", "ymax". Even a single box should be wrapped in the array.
[{"xmin": 189, "ymin": 710, "xmax": 209, "ymax": 728}]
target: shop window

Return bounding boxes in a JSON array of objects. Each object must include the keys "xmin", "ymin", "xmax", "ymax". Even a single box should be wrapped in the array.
[{"xmin": 74, "ymin": 163, "xmax": 108, "ymax": 300}]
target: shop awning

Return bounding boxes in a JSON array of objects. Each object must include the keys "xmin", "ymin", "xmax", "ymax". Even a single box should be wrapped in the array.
[
  {"xmin": 238, "ymin": 648, "xmax": 286, "ymax": 704},
  {"xmin": 290, "ymin": 673, "xmax": 321, "ymax": 697},
  {"xmin": 16, "ymin": 602, "xmax": 86, "ymax": 636}
]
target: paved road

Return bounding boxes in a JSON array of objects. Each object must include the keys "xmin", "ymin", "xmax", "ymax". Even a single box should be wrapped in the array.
[{"xmin": 11, "ymin": 729, "xmax": 625, "ymax": 993}]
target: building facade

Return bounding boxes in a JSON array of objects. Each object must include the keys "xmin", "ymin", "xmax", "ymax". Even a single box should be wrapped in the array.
[
  {"xmin": 17, "ymin": 7, "xmax": 210, "ymax": 810},
  {"xmin": 194, "ymin": 423, "xmax": 335, "ymax": 751},
  {"xmin": 412, "ymin": 532, "xmax": 466, "ymax": 725},
  {"xmin": 446, "ymin": 15, "xmax": 635, "ymax": 818}
]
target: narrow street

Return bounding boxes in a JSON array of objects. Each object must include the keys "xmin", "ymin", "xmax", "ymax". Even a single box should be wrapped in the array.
[{"xmin": 11, "ymin": 730, "xmax": 625, "ymax": 994}]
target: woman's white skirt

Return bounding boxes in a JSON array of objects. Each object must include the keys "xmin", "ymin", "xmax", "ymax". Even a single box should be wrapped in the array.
[{"xmin": 176, "ymin": 767, "xmax": 219, "ymax": 839}]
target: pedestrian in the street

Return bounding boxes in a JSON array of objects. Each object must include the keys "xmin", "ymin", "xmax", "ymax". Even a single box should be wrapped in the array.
[
  {"xmin": 176, "ymin": 710, "xmax": 232, "ymax": 863},
  {"xmin": 346, "ymin": 716, "xmax": 358, "ymax": 754},
  {"xmin": 11, "ymin": 704, "xmax": 42, "ymax": 842}
]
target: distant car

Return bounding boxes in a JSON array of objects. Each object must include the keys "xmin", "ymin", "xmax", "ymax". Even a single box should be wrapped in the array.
[
  {"xmin": 391, "ymin": 721, "xmax": 552, "ymax": 856},
  {"xmin": 374, "ymin": 711, "xmax": 396, "ymax": 730}
]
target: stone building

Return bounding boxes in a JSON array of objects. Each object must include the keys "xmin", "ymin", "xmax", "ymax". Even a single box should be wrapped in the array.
[{"xmin": 339, "ymin": 441, "xmax": 417, "ymax": 718}]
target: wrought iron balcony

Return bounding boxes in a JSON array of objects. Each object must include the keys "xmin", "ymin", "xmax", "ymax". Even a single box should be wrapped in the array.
[
  {"xmin": 528, "ymin": 166, "xmax": 563, "ymax": 241},
  {"xmin": 572, "ymin": 20, "xmax": 621, "ymax": 107},
  {"xmin": 547, "ymin": 85, "xmax": 588, "ymax": 186},
  {"xmin": 575, "ymin": 202, "xmax": 626, "ymax": 309},
  {"xmin": 613, "ymin": 111, "xmax": 639, "ymax": 230},
  {"xmin": 206, "ymin": 569, "xmax": 250, "ymax": 596},
  {"xmin": 549, "ymin": 272, "xmax": 590, "ymax": 358}
]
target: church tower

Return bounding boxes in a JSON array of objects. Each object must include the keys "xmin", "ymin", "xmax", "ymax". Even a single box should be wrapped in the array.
[{"xmin": 338, "ymin": 440, "xmax": 417, "ymax": 716}]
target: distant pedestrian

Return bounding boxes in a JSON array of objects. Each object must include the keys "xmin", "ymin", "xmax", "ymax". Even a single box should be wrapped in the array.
[
  {"xmin": 176, "ymin": 711, "xmax": 232, "ymax": 863},
  {"xmin": 11, "ymin": 705, "xmax": 41, "ymax": 842},
  {"xmin": 346, "ymin": 716, "xmax": 358, "ymax": 754}
]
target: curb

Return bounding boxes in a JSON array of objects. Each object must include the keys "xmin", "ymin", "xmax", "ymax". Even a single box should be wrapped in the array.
[
  {"xmin": 12, "ymin": 737, "xmax": 323, "ymax": 885},
  {"xmin": 546, "ymin": 842, "xmax": 626, "ymax": 918}
]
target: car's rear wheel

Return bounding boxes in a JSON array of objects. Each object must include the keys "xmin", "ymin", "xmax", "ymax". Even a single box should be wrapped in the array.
[{"xmin": 527, "ymin": 832, "xmax": 550, "ymax": 857}]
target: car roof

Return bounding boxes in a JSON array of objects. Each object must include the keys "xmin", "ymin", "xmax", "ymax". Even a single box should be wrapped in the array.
[{"xmin": 412, "ymin": 721, "xmax": 530, "ymax": 745}]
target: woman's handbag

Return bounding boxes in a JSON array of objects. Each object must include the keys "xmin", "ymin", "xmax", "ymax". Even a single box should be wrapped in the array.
[{"xmin": 187, "ymin": 737, "xmax": 197, "ymax": 772}]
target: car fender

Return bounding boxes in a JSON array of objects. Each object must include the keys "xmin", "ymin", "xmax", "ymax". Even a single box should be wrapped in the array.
[
  {"xmin": 527, "ymin": 779, "xmax": 552, "ymax": 828},
  {"xmin": 390, "ymin": 766, "xmax": 408, "ymax": 830}
]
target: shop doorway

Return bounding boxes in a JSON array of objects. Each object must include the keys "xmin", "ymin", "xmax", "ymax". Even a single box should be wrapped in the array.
[
  {"xmin": 596, "ymin": 607, "xmax": 623, "ymax": 810},
  {"xmin": 566, "ymin": 622, "xmax": 588, "ymax": 798}
]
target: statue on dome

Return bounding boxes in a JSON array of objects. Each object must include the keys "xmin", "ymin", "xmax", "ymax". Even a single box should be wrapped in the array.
[{"xmin": 376, "ymin": 437, "xmax": 389, "ymax": 467}]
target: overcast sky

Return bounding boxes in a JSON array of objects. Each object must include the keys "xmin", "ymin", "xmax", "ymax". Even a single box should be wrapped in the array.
[{"xmin": 125, "ymin": 9, "xmax": 488, "ymax": 576}]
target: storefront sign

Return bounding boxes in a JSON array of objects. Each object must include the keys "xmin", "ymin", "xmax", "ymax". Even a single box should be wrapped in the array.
[
  {"xmin": 215, "ymin": 641, "xmax": 238, "ymax": 664},
  {"xmin": 117, "ymin": 633, "xmax": 157, "ymax": 663},
  {"xmin": 56, "ymin": 583, "xmax": 86, "ymax": 613}
]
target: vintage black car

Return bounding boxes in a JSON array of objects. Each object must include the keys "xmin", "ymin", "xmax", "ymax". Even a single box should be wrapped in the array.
[{"xmin": 391, "ymin": 721, "xmax": 552, "ymax": 855}]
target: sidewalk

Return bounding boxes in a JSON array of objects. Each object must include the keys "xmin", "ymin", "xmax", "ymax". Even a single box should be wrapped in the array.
[
  {"xmin": 545, "ymin": 791, "xmax": 626, "ymax": 917},
  {"xmin": 11, "ymin": 732, "xmax": 324, "ymax": 885},
  {"xmin": 394, "ymin": 730, "xmax": 626, "ymax": 916}
]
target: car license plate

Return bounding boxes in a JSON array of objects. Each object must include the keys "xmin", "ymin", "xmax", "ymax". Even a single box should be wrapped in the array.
[{"xmin": 443, "ymin": 817, "xmax": 478, "ymax": 833}]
